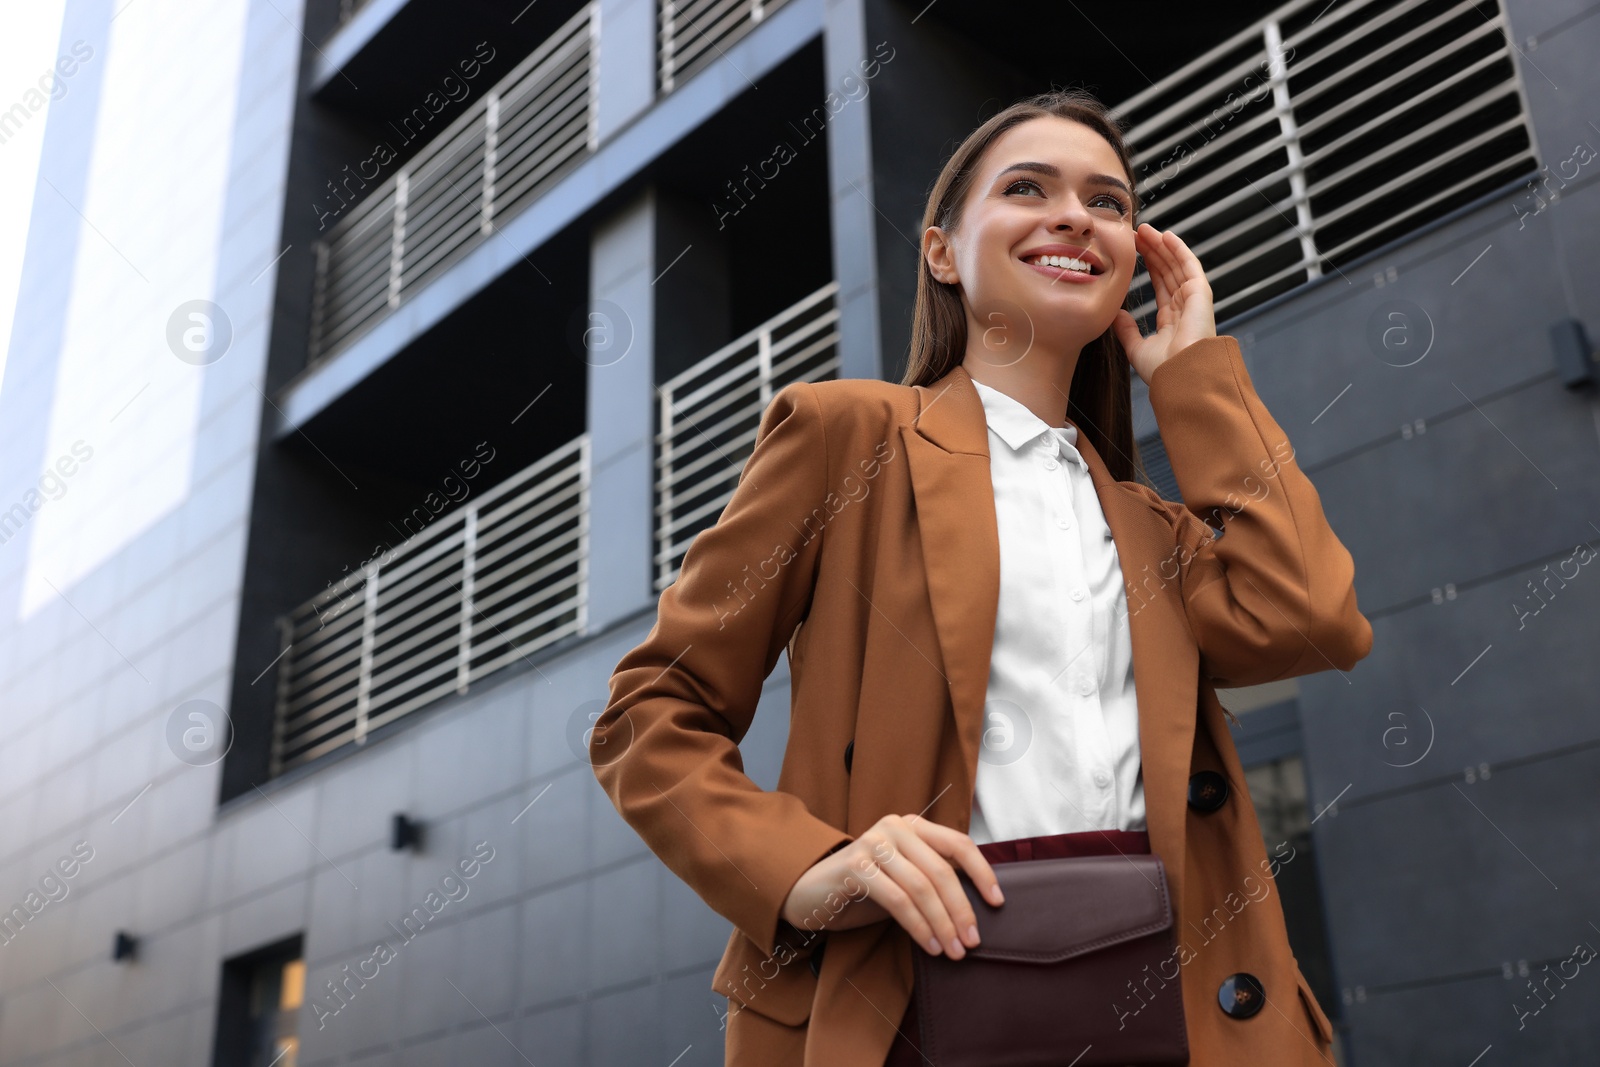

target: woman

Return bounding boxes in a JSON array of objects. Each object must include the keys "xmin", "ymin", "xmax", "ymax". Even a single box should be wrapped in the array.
[{"xmin": 592, "ymin": 89, "xmax": 1371, "ymax": 1067}]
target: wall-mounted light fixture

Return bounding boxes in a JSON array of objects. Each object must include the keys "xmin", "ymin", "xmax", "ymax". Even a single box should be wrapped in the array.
[
  {"xmin": 390, "ymin": 813, "xmax": 423, "ymax": 852},
  {"xmin": 1550, "ymin": 318, "xmax": 1595, "ymax": 388},
  {"xmin": 112, "ymin": 931, "xmax": 138, "ymax": 962}
]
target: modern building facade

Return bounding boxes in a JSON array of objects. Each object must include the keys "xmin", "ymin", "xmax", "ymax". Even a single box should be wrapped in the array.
[{"xmin": 0, "ymin": 0, "xmax": 1596, "ymax": 1063}]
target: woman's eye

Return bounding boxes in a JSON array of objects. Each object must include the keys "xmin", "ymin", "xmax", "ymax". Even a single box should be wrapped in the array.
[{"xmin": 1004, "ymin": 180, "xmax": 1129, "ymax": 216}]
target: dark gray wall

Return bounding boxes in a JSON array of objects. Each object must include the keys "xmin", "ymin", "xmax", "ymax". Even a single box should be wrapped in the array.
[
  {"xmin": 1, "ymin": 0, "xmax": 1595, "ymax": 1064},
  {"xmin": 1198, "ymin": 3, "xmax": 1600, "ymax": 1060}
]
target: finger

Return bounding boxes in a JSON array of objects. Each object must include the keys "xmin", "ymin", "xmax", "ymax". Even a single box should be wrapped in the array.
[
  {"xmin": 946, "ymin": 836, "xmax": 1006, "ymax": 912},
  {"xmin": 877, "ymin": 823, "xmax": 971, "ymax": 957},
  {"xmin": 1164, "ymin": 228, "xmax": 1205, "ymax": 284},
  {"xmin": 891, "ymin": 822, "xmax": 986, "ymax": 951},
  {"xmin": 921, "ymin": 825, "xmax": 1004, "ymax": 915},
  {"xmin": 862, "ymin": 858, "xmax": 945, "ymax": 955},
  {"xmin": 873, "ymin": 833, "xmax": 963, "ymax": 956},
  {"xmin": 1158, "ymin": 233, "xmax": 1194, "ymax": 322},
  {"xmin": 1147, "ymin": 228, "xmax": 1182, "ymax": 311},
  {"xmin": 1164, "ymin": 230, "xmax": 1209, "ymax": 311},
  {"xmin": 1138, "ymin": 225, "xmax": 1173, "ymax": 314},
  {"xmin": 914, "ymin": 830, "xmax": 1003, "ymax": 942},
  {"xmin": 1132, "ymin": 222, "xmax": 1159, "ymax": 275},
  {"xmin": 1154, "ymin": 227, "xmax": 1188, "ymax": 291},
  {"xmin": 908, "ymin": 819, "xmax": 1006, "ymax": 915},
  {"xmin": 1112, "ymin": 308, "xmax": 1143, "ymax": 353}
]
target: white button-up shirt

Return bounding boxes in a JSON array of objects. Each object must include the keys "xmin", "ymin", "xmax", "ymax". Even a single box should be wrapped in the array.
[{"xmin": 966, "ymin": 378, "xmax": 1146, "ymax": 844}]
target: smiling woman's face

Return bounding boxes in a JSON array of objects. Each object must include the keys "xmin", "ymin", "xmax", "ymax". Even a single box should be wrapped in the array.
[{"xmin": 926, "ymin": 115, "xmax": 1138, "ymax": 360}]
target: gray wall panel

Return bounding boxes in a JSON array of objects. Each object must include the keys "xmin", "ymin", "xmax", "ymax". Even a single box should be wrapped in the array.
[
  {"xmin": 520, "ymin": 880, "xmax": 592, "ymax": 1007},
  {"xmin": 516, "ymin": 765, "xmax": 597, "ymax": 891},
  {"xmin": 1305, "ymin": 376, "xmax": 1599, "ymax": 615},
  {"xmin": 1236, "ymin": 219, "xmax": 1570, "ymax": 473},
  {"xmin": 589, "ymin": 981, "xmax": 660, "ymax": 1064},
  {"xmin": 1504, "ymin": 0, "xmax": 1600, "ymax": 42},
  {"xmin": 1299, "ymin": 559, "xmax": 1600, "ymax": 800},
  {"xmin": 1341, "ymin": 965, "xmax": 1600, "ymax": 1066},
  {"xmin": 1314, "ymin": 746, "xmax": 1600, "ymax": 988},
  {"xmin": 518, "ymin": 1001, "xmax": 585, "ymax": 1063}
]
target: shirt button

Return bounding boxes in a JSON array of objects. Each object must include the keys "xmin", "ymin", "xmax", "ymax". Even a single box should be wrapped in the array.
[
  {"xmin": 1043, "ymin": 458, "xmax": 1058, "ymax": 471},
  {"xmin": 1094, "ymin": 770, "xmax": 1112, "ymax": 788},
  {"xmin": 1078, "ymin": 677, "xmax": 1094, "ymax": 696},
  {"xmin": 1056, "ymin": 515, "xmax": 1072, "ymax": 529},
  {"xmin": 1071, "ymin": 588, "xmax": 1086, "ymax": 601}
]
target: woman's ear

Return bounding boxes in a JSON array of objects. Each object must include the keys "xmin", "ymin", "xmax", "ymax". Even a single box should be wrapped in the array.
[{"xmin": 923, "ymin": 226, "xmax": 957, "ymax": 285}]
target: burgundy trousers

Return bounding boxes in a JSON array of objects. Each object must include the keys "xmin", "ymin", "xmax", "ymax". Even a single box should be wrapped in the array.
[{"xmin": 881, "ymin": 828, "xmax": 1153, "ymax": 1067}]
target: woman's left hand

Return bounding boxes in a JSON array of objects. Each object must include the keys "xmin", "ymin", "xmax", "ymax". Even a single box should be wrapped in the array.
[{"xmin": 1112, "ymin": 224, "xmax": 1218, "ymax": 385}]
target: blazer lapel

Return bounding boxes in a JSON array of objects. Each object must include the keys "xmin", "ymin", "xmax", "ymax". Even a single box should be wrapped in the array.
[
  {"xmin": 902, "ymin": 361, "xmax": 1196, "ymax": 905},
  {"xmin": 902, "ymin": 366, "xmax": 1001, "ymax": 811},
  {"xmin": 1066, "ymin": 397, "xmax": 1198, "ymax": 909}
]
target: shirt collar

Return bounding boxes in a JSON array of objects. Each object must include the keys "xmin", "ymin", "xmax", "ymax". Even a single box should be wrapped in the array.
[{"xmin": 970, "ymin": 377, "xmax": 1084, "ymax": 466}]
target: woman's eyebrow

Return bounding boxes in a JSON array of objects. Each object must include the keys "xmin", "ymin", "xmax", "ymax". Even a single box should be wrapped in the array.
[{"xmin": 996, "ymin": 161, "xmax": 1132, "ymax": 199}]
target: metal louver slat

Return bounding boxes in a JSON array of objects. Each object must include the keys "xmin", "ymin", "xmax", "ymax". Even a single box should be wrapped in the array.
[
  {"xmin": 658, "ymin": 0, "xmax": 793, "ymax": 93},
  {"xmin": 270, "ymin": 436, "xmax": 589, "ymax": 775},
  {"xmin": 653, "ymin": 281, "xmax": 842, "ymax": 591},
  {"xmin": 308, "ymin": 3, "xmax": 600, "ymax": 364},
  {"xmin": 1109, "ymin": 0, "xmax": 1536, "ymax": 324}
]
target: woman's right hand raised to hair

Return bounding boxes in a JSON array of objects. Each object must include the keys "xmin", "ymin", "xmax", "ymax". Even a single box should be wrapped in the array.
[{"xmin": 779, "ymin": 813, "xmax": 1005, "ymax": 960}]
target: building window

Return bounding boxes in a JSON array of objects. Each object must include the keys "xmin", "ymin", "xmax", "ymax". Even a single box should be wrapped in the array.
[{"xmin": 212, "ymin": 936, "xmax": 304, "ymax": 1067}]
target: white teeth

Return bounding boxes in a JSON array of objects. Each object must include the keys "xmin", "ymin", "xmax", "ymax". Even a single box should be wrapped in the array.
[{"xmin": 1029, "ymin": 255, "xmax": 1094, "ymax": 273}]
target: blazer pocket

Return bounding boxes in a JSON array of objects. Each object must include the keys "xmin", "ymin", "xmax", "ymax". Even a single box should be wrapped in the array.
[
  {"xmin": 714, "ymin": 932, "xmax": 819, "ymax": 1027},
  {"xmin": 1294, "ymin": 968, "xmax": 1335, "ymax": 1046}
]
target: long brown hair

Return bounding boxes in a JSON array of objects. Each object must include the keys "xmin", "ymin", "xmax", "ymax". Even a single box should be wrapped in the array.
[{"xmin": 902, "ymin": 88, "xmax": 1149, "ymax": 486}]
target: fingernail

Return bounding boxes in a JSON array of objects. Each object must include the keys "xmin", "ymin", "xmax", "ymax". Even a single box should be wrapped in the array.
[
  {"xmin": 927, "ymin": 937, "xmax": 942, "ymax": 954},
  {"xmin": 966, "ymin": 925, "xmax": 980, "ymax": 943}
]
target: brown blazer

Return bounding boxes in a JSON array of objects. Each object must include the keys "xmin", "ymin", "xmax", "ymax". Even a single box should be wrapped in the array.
[{"xmin": 592, "ymin": 335, "xmax": 1372, "ymax": 1066}]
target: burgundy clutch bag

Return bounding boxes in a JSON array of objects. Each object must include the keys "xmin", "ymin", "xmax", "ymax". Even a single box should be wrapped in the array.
[{"xmin": 911, "ymin": 853, "xmax": 1189, "ymax": 1066}]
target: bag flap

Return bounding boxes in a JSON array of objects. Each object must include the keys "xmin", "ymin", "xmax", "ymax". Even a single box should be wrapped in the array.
[{"xmin": 955, "ymin": 854, "xmax": 1172, "ymax": 964}]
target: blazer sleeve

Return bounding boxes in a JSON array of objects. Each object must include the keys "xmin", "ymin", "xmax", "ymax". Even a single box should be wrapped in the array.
[
  {"xmin": 589, "ymin": 380, "xmax": 854, "ymax": 958},
  {"xmin": 1126, "ymin": 335, "xmax": 1374, "ymax": 688}
]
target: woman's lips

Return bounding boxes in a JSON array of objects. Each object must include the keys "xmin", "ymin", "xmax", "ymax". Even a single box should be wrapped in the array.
[{"xmin": 1021, "ymin": 258, "xmax": 1100, "ymax": 284}]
